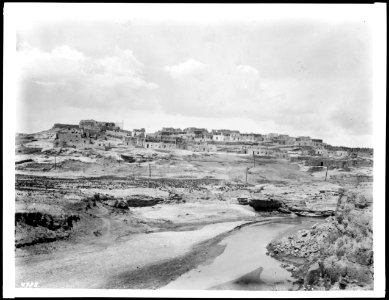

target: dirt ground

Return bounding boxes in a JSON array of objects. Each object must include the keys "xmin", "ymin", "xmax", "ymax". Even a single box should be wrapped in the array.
[{"xmin": 14, "ymin": 143, "xmax": 373, "ymax": 289}]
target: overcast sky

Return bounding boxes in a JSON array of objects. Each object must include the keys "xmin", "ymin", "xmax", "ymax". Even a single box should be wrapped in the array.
[{"xmin": 13, "ymin": 4, "xmax": 374, "ymax": 147}]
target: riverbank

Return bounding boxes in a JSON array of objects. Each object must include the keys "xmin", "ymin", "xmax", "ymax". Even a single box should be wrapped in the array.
[{"xmin": 266, "ymin": 190, "xmax": 374, "ymax": 291}]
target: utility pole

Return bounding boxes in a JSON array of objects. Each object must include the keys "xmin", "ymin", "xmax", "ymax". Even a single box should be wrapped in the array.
[
  {"xmin": 245, "ymin": 167, "xmax": 249, "ymax": 185},
  {"xmin": 274, "ymin": 271, "xmax": 277, "ymax": 291},
  {"xmin": 324, "ymin": 165, "xmax": 328, "ymax": 181}
]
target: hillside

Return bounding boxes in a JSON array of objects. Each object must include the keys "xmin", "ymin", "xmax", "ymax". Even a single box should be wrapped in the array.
[{"xmin": 14, "ymin": 127, "xmax": 373, "ymax": 290}]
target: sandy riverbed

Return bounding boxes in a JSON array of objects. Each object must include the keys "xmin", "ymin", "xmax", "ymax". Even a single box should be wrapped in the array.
[
  {"xmin": 16, "ymin": 220, "xmax": 250, "ymax": 288},
  {"xmin": 162, "ymin": 217, "xmax": 320, "ymax": 291}
]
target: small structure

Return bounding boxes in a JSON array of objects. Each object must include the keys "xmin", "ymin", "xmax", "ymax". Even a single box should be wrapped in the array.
[
  {"xmin": 335, "ymin": 150, "xmax": 349, "ymax": 158},
  {"xmin": 241, "ymin": 145, "xmax": 274, "ymax": 156},
  {"xmin": 187, "ymin": 143, "xmax": 217, "ymax": 152},
  {"xmin": 133, "ymin": 128, "xmax": 146, "ymax": 138}
]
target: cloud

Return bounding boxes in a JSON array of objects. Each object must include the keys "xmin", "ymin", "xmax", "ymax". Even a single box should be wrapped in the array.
[
  {"xmin": 17, "ymin": 43, "xmax": 86, "ymax": 84},
  {"xmin": 15, "ymin": 20, "xmax": 373, "ymax": 147},
  {"xmin": 97, "ymin": 47, "xmax": 144, "ymax": 75},
  {"xmin": 236, "ymin": 64, "xmax": 259, "ymax": 77},
  {"xmin": 17, "ymin": 43, "xmax": 159, "ymax": 109},
  {"xmin": 160, "ymin": 58, "xmax": 373, "ymax": 145},
  {"xmin": 165, "ymin": 58, "xmax": 208, "ymax": 78},
  {"xmin": 161, "ymin": 62, "xmax": 280, "ymax": 119}
]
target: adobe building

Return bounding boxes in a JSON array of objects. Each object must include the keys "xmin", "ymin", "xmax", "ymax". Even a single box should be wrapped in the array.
[
  {"xmin": 311, "ymin": 138, "xmax": 324, "ymax": 147},
  {"xmin": 241, "ymin": 145, "xmax": 275, "ymax": 157},
  {"xmin": 133, "ymin": 128, "xmax": 146, "ymax": 138},
  {"xmin": 295, "ymin": 136, "xmax": 313, "ymax": 146}
]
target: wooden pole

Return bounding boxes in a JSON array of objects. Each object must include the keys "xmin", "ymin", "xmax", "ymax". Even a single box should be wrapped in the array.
[
  {"xmin": 325, "ymin": 166, "xmax": 328, "ymax": 181},
  {"xmin": 274, "ymin": 271, "xmax": 277, "ymax": 291},
  {"xmin": 246, "ymin": 167, "xmax": 248, "ymax": 184}
]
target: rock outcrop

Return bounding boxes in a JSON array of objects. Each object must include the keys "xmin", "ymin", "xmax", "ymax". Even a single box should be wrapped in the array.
[
  {"xmin": 95, "ymin": 192, "xmax": 166, "ymax": 209},
  {"xmin": 15, "ymin": 212, "xmax": 80, "ymax": 231},
  {"xmin": 235, "ymin": 183, "xmax": 343, "ymax": 217},
  {"xmin": 124, "ymin": 195, "xmax": 164, "ymax": 207},
  {"xmin": 15, "ymin": 212, "xmax": 80, "ymax": 248},
  {"xmin": 287, "ymin": 207, "xmax": 334, "ymax": 217},
  {"xmin": 120, "ymin": 154, "xmax": 136, "ymax": 163},
  {"xmin": 248, "ymin": 196, "xmax": 282, "ymax": 211},
  {"xmin": 15, "ymin": 159, "xmax": 34, "ymax": 165}
]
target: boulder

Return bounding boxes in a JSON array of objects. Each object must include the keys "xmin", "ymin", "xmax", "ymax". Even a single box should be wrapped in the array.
[
  {"xmin": 120, "ymin": 154, "xmax": 136, "ymax": 163},
  {"xmin": 354, "ymin": 195, "xmax": 369, "ymax": 209},
  {"xmin": 237, "ymin": 197, "xmax": 249, "ymax": 205},
  {"xmin": 114, "ymin": 200, "xmax": 129, "ymax": 210},
  {"xmin": 168, "ymin": 192, "xmax": 184, "ymax": 203}
]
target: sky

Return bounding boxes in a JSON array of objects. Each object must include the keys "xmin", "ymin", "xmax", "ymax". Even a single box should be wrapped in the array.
[{"xmin": 11, "ymin": 4, "xmax": 376, "ymax": 147}]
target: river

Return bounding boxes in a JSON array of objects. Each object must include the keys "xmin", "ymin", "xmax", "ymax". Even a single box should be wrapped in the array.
[{"xmin": 161, "ymin": 216, "xmax": 320, "ymax": 291}]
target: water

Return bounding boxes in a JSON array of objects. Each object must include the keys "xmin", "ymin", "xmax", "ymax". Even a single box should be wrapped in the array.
[{"xmin": 162, "ymin": 217, "xmax": 319, "ymax": 291}]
